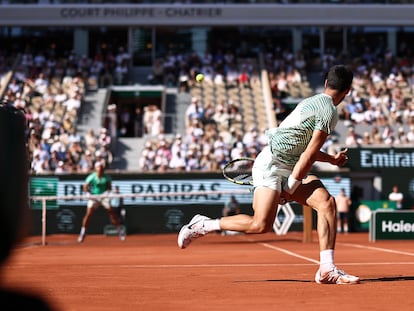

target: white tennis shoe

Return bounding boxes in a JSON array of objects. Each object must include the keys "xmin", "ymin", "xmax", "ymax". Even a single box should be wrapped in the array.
[
  {"xmin": 177, "ymin": 214, "xmax": 210, "ymax": 249},
  {"xmin": 77, "ymin": 233, "xmax": 85, "ymax": 243},
  {"xmin": 315, "ymin": 267, "xmax": 360, "ymax": 284},
  {"xmin": 119, "ymin": 228, "xmax": 126, "ymax": 241}
]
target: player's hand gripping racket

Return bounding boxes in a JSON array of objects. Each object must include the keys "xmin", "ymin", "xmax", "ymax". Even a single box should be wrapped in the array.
[
  {"xmin": 222, "ymin": 157, "xmax": 288, "ymax": 204},
  {"xmin": 222, "ymin": 157, "xmax": 254, "ymax": 186}
]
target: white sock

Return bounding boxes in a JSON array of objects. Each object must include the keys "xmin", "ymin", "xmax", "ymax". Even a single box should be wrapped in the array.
[
  {"xmin": 203, "ymin": 219, "xmax": 221, "ymax": 232},
  {"xmin": 80, "ymin": 227, "xmax": 86, "ymax": 235},
  {"xmin": 344, "ymin": 224, "xmax": 349, "ymax": 233},
  {"xmin": 319, "ymin": 249, "xmax": 335, "ymax": 274}
]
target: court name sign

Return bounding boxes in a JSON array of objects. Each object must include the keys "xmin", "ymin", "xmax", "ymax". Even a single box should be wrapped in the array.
[{"xmin": 370, "ymin": 210, "xmax": 414, "ymax": 241}]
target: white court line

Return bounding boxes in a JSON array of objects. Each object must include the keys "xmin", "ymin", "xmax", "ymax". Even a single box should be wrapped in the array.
[
  {"xmin": 95, "ymin": 262, "xmax": 414, "ymax": 268},
  {"xmin": 243, "ymin": 237, "xmax": 414, "ymax": 266},
  {"xmin": 14, "ymin": 244, "xmax": 44, "ymax": 250},
  {"xmin": 259, "ymin": 243, "xmax": 320, "ymax": 264},
  {"xmin": 242, "ymin": 237, "xmax": 320, "ymax": 264},
  {"xmin": 339, "ymin": 243, "xmax": 414, "ymax": 257}
]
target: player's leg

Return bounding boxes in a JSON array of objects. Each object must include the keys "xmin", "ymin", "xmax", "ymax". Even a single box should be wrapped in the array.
[
  {"xmin": 177, "ymin": 189, "xmax": 279, "ymax": 249},
  {"xmin": 343, "ymin": 213, "xmax": 349, "ymax": 233},
  {"xmin": 219, "ymin": 187, "xmax": 279, "ymax": 233},
  {"xmin": 78, "ymin": 200, "xmax": 98, "ymax": 243},
  {"xmin": 107, "ymin": 207, "xmax": 120, "ymax": 226},
  {"xmin": 178, "ymin": 146, "xmax": 282, "ymax": 249},
  {"xmin": 337, "ymin": 213, "xmax": 343, "ymax": 233},
  {"xmin": 292, "ymin": 175, "xmax": 359, "ymax": 284},
  {"xmin": 103, "ymin": 199, "xmax": 125, "ymax": 241},
  {"xmin": 220, "ymin": 145, "xmax": 282, "ymax": 233}
]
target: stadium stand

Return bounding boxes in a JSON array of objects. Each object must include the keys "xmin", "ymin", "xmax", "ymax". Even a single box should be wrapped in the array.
[
  {"xmin": 0, "ymin": 45, "xmax": 129, "ymax": 174},
  {"xmin": 2, "ymin": 1, "xmax": 414, "ymax": 173}
]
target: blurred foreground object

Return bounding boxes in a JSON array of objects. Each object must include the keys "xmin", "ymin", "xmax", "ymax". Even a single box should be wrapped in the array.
[{"xmin": 0, "ymin": 104, "xmax": 55, "ymax": 310}]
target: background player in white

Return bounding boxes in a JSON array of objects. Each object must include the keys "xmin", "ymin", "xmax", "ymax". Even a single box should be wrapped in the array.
[{"xmin": 178, "ymin": 65, "xmax": 360, "ymax": 285}]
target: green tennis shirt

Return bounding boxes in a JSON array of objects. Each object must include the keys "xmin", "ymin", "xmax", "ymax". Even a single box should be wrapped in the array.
[
  {"xmin": 85, "ymin": 172, "xmax": 111, "ymax": 195},
  {"xmin": 267, "ymin": 93, "xmax": 338, "ymax": 168}
]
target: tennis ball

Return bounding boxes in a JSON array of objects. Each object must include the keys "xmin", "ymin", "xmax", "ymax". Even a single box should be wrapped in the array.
[{"xmin": 196, "ymin": 73, "xmax": 204, "ymax": 82}]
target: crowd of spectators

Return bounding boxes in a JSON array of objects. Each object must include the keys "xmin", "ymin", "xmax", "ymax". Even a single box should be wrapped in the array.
[
  {"xmin": 141, "ymin": 46, "xmax": 266, "ymax": 172},
  {"xmin": 0, "ymin": 45, "xmax": 130, "ymax": 175},
  {"xmin": 139, "ymin": 40, "xmax": 414, "ymax": 173},
  {"xmin": 147, "ymin": 47, "xmax": 258, "ymax": 90},
  {"xmin": 334, "ymin": 49, "xmax": 414, "ymax": 148},
  {"xmin": 261, "ymin": 41, "xmax": 414, "ymax": 151},
  {"xmin": 139, "ymin": 124, "xmax": 267, "ymax": 172},
  {"xmin": 4, "ymin": 32, "xmax": 414, "ymax": 174}
]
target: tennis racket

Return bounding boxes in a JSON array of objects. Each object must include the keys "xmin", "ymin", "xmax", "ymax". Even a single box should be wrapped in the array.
[
  {"xmin": 222, "ymin": 157, "xmax": 288, "ymax": 205},
  {"xmin": 222, "ymin": 157, "xmax": 255, "ymax": 186}
]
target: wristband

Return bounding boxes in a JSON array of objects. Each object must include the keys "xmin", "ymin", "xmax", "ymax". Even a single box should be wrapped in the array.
[{"xmin": 286, "ymin": 175, "xmax": 301, "ymax": 194}]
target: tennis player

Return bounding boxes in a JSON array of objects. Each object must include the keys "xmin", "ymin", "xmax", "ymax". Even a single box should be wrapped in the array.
[
  {"xmin": 78, "ymin": 162, "xmax": 125, "ymax": 242},
  {"xmin": 178, "ymin": 64, "xmax": 360, "ymax": 285}
]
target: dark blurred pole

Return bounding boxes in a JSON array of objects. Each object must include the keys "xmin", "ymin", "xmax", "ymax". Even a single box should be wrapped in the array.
[{"xmin": 0, "ymin": 104, "xmax": 29, "ymax": 263}]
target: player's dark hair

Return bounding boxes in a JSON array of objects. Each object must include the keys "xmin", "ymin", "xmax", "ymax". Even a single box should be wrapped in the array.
[
  {"xmin": 324, "ymin": 65, "xmax": 353, "ymax": 92},
  {"xmin": 0, "ymin": 105, "xmax": 29, "ymax": 263}
]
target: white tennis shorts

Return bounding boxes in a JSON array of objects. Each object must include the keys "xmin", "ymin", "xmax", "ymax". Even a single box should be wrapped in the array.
[
  {"xmin": 87, "ymin": 197, "xmax": 111, "ymax": 209},
  {"xmin": 252, "ymin": 146, "xmax": 292, "ymax": 192}
]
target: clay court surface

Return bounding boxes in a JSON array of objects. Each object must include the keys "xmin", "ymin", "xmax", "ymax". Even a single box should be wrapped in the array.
[{"xmin": 2, "ymin": 232, "xmax": 414, "ymax": 311}]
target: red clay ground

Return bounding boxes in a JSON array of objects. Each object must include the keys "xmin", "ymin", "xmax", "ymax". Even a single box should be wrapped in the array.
[{"xmin": 2, "ymin": 232, "xmax": 414, "ymax": 311}]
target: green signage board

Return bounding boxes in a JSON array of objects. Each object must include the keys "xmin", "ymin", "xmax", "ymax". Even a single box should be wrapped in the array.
[
  {"xmin": 356, "ymin": 201, "xmax": 396, "ymax": 231},
  {"xmin": 30, "ymin": 177, "xmax": 58, "ymax": 210},
  {"xmin": 370, "ymin": 210, "xmax": 414, "ymax": 241}
]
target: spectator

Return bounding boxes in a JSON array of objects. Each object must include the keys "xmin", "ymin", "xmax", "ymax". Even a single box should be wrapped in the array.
[
  {"xmin": 388, "ymin": 185, "xmax": 404, "ymax": 210},
  {"xmin": 54, "ymin": 161, "xmax": 69, "ymax": 175},
  {"xmin": 185, "ymin": 97, "xmax": 203, "ymax": 128},
  {"xmin": 98, "ymin": 127, "xmax": 111, "ymax": 148},
  {"xmin": 84, "ymin": 128, "xmax": 99, "ymax": 153},
  {"xmin": 143, "ymin": 104, "xmax": 163, "ymax": 136},
  {"xmin": 134, "ymin": 106, "xmax": 144, "ymax": 137},
  {"xmin": 106, "ymin": 104, "xmax": 118, "ymax": 141},
  {"xmin": 344, "ymin": 127, "xmax": 362, "ymax": 147},
  {"xmin": 199, "ymin": 152, "xmax": 215, "ymax": 171},
  {"xmin": 221, "ymin": 195, "xmax": 242, "ymax": 236},
  {"xmin": 186, "ymin": 150, "xmax": 201, "ymax": 171},
  {"xmin": 139, "ymin": 142, "xmax": 155, "ymax": 171},
  {"xmin": 336, "ymin": 188, "xmax": 352, "ymax": 234},
  {"xmin": 237, "ymin": 67, "xmax": 250, "ymax": 87},
  {"xmin": 79, "ymin": 150, "xmax": 94, "ymax": 173}
]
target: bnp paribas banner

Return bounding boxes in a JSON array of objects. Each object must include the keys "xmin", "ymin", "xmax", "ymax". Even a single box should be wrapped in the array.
[
  {"xmin": 29, "ymin": 175, "xmax": 350, "ymax": 209},
  {"xmin": 347, "ymin": 148, "xmax": 414, "ymax": 209}
]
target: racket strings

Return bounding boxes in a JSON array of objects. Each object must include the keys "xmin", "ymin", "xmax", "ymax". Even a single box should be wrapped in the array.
[{"xmin": 224, "ymin": 161, "xmax": 253, "ymax": 183}]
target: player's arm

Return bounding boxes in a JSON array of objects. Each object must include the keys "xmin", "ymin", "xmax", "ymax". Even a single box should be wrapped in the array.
[
  {"xmin": 106, "ymin": 178, "xmax": 112, "ymax": 192},
  {"xmin": 292, "ymin": 129, "xmax": 327, "ymax": 180},
  {"xmin": 83, "ymin": 182, "xmax": 90, "ymax": 194},
  {"xmin": 285, "ymin": 130, "xmax": 327, "ymax": 194},
  {"xmin": 84, "ymin": 174, "xmax": 92, "ymax": 194},
  {"xmin": 315, "ymin": 148, "xmax": 348, "ymax": 167}
]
